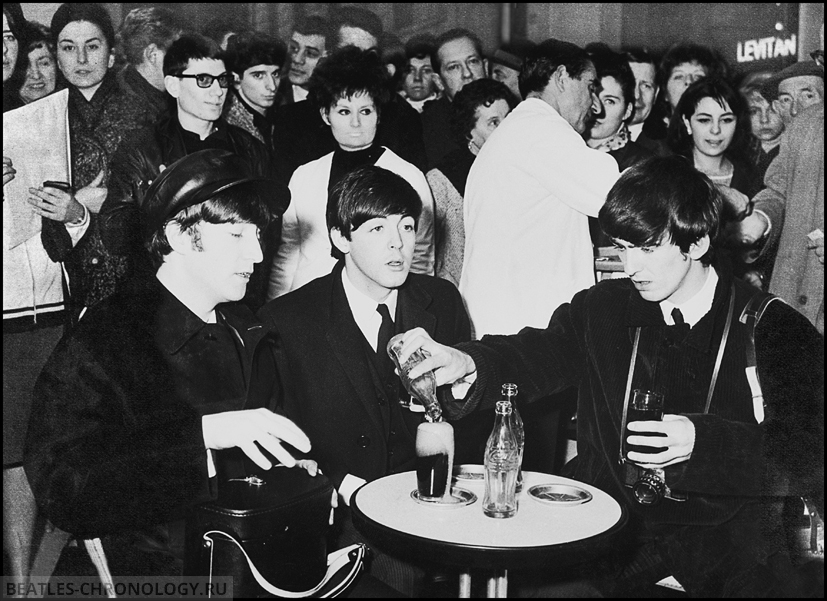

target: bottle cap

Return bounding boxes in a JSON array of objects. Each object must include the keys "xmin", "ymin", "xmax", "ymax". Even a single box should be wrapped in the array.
[{"xmin": 501, "ymin": 383, "xmax": 518, "ymax": 397}]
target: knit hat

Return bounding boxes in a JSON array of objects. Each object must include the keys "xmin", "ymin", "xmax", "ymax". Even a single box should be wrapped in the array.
[{"xmin": 50, "ymin": 3, "xmax": 115, "ymax": 50}]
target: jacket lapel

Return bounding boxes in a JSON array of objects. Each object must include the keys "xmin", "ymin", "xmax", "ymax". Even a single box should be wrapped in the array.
[
  {"xmin": 325, "ymin": 267, "xmax": 388, "ymax": 436},
  {"xmin": 397, "ymin": 277, "xmax": 436, "ymax": 336}
]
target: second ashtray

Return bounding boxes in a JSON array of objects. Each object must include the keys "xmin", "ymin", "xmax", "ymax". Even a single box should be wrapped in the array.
[{"xmin": 528, "ymin": 483, "xmax": 592, "ymax": 505}]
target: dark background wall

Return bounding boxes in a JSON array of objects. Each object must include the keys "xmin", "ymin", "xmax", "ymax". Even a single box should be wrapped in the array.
[{"xmin": 23, "ymin": 3, "xmax": 824, "ymax": 76}]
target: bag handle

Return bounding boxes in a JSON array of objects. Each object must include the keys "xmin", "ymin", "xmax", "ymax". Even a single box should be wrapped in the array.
[{"xmin": 203, "ymin": 530, "xmax": 365, "ymax": 598}]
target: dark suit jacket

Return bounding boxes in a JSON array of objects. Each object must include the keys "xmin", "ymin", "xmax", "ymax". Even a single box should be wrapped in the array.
[{"xmin": 257, "ymin": 263, "xmax": 487, "ymax": 490}]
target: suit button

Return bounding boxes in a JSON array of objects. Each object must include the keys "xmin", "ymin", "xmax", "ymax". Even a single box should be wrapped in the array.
[
  {"xmin": 376, "ymin": 396, "xmax": 386, "ymax": 406},
  {"xmin": 388, "ymin": 449, "xmax": 394, "ymax": 456},
  {"xmin": 357, "ymin": 435, "xmax": 370, "ymax": 448},
  {"xmin": 390, "ymin": 429, "xmax": 396, "ymax": 436},
  {"xmin": 798, "ymin": 295, "xmax": 808, "ymax": 305}
]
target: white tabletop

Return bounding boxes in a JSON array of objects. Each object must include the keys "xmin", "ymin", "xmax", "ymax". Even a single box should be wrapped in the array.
[{"xmin": 352, "ymin": 471, "xmax": 623, "ymax": 550}]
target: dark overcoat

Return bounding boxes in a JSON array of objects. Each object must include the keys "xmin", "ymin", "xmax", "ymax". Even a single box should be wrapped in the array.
[{"xmin": 24, "ymin": 277, "xmax": 282, "ymax": 540}]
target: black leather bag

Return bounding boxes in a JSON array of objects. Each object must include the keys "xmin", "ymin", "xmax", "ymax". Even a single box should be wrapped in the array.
[{"xmin": 184, "ymin": 464, "xmax": 365, "ymax": 598}]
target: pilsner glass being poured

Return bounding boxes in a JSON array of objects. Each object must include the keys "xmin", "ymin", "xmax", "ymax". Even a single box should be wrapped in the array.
[{"xmin": 387, "ymin": 334, "xmax": 455, "ymax": 501}]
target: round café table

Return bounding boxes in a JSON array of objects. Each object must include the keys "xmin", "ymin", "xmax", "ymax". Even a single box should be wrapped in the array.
[{"xmin": 351, "ymin": 470, "xmax": 628, "ymax": 597}]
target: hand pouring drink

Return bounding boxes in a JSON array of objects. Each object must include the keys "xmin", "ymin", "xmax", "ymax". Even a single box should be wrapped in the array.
[{"xmin": 387, "ymin": 334, "xmax": 454, "ymax": 501}]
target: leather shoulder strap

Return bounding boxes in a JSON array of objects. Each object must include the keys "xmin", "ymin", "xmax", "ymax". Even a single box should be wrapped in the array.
[{"xmin": 738, "ymin": 290, "xmax": 783, "ymax": 423}]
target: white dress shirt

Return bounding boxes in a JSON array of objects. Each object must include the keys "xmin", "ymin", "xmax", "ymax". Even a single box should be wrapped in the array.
[
  {"xmin": 340, "ymin": 267, "xmax": 399, "ymax": 352},
  {"xmin": 659, "ymin": 267, "xmax": 718, "ymax": 328}
]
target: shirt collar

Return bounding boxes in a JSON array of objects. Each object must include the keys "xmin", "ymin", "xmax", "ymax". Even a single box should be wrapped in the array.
[
  {"xmin": 292, "ymin": 84, "xmax": 309, "ymax": 102},
  {"xmin": 341, "ymin": 267, "xmax": 398, "ymax": 352},
  {"xmin": 404, "ymin": 92, "xmax": 438, "ymax": 113},
  {"xmin": 659, "ymin": 267, "xmax": 718, "ymax": 328},
  {"xmin": 628, "ymin": 122, "xmax": 644, "ymax": 141}
]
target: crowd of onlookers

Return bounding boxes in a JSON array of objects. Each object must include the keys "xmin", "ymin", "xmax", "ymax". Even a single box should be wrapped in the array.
[{"xmin": 3, "ymin": 2, "xmax": 823, "ymax": 597}]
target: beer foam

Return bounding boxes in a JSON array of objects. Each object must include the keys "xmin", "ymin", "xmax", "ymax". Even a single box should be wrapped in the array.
[{"xmin": 416, "ymin": 422, "xmax": 454, "ymax": 456}]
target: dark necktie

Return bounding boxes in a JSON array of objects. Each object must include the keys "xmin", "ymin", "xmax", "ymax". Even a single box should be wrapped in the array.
[
  {"xmin": 376, "ymin": 303, "xmax": 394, "ymax": 363},
  {"xmin": 666, "ymin": 307, "xmax": 690, "ymax": 342}
]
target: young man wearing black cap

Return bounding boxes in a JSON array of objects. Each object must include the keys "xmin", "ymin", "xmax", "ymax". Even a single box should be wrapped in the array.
[
  {"xmin": 98, "ymin": 33, "xmax": 284, "ymax": 310},
  {"xmin": 24, "ymin": 149, "xmax": 310, "ymax": 579}
]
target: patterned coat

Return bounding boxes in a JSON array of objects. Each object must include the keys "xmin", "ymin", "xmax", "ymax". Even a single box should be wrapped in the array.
[{"xmin": 45, "ymin": 71, "xmax": 145, "ymax": 319}]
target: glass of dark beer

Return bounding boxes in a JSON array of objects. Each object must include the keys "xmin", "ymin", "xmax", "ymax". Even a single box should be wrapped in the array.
[
  {"xmin": 415, "ymin": 421, "xmax": 454, "ymax": 500},
  {"xmin": 622, "ymin": 389, "xmax": 665, "ymax": 461}
]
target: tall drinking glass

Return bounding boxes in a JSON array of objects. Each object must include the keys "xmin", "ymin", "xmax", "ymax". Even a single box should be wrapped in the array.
[
  {"xmin": 622, "ymin": 389, "xmax": 665, "ymax": 461},
  {"xmin": 415, "ymin": 421, "xmax": 454, "ymax": 501}
]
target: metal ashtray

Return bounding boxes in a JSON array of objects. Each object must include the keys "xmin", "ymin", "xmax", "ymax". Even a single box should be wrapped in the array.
[
  {"xmin": 528, "ymin": 483, "xmax": 592, "ymax": 505},
  {"xmin": 411, "ymin": 487, "xmax": 477, "ymax": 508},
  {"xmin": 453, "ymin": 464, "xmax": 485, "ymax": 485}
]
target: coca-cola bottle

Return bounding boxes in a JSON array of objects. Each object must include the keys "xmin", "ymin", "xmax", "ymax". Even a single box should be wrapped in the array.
[{"xmin": 482, "ymin": 401, "xmax": 520, "ymax": 518}]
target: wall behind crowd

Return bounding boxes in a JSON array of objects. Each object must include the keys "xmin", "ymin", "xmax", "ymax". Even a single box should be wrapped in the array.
[{"xmin": 20, "ymin": 3, "xmax": 823, "ymax": 75}]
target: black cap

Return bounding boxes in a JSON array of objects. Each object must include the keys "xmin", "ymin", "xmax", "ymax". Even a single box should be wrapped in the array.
[{"xmin": 142, "ymin": 149, "xmax": 289, "ymax": 240}]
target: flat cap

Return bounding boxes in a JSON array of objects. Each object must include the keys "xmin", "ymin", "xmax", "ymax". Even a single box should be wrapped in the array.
[
  {"xmin": 143, "ymin": 149, "xmax": 289, "ymax": 238},
  {"xmin": 761, "ymin": 60, "xmax": 824, "ymax": 101}
]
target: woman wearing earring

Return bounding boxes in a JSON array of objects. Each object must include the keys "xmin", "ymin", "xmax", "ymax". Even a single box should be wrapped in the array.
[
  {"xmin": 427, "ymin": 79, "xmax": 515, "ymax": 286},
  {"xmin": 269, "ymin": 46, "xmax": 435, "ymax": 300},
  {"xmin": 667, "ymin": 77, "xmax": 766, "ymax": 287}
]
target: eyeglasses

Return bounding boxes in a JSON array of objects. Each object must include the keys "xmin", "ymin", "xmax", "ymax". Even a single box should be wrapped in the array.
[{"xmin": 176, "ymin": 72, "xmax": 232, "ymax": 89}]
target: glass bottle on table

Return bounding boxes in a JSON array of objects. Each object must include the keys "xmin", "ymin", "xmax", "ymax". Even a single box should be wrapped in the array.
[
  {"xmin": 502, "ymin": 383, "xmax": 524, "ymax": 492},
  {"xmin": 483, "ymin": 400, "xmax": 520, "ymax": 518}
]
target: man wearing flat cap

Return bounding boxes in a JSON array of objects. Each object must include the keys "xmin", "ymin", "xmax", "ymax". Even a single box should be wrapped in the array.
[
  {"xmin": 731, "ymin": 52, "xmax": 824, "ymax": 334},
  {"xmin": 489, "ymin": 39, "xmax": 535, "ymax": 101},
  {"xmin": 23, "ymin": 149, "xmax": 313, "ymax": 578},
  {"xmin": 761, "ymin": 59, "xmax": 824, "ymax": 127}
]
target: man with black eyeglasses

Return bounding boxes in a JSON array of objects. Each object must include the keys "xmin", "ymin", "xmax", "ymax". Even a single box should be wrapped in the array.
[{"xmin": 99, "ymin": 33, "xmax": 288, "ymax": 310}]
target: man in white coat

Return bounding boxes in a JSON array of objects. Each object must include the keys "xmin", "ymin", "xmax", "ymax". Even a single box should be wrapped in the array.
[{"xmin": 460, "ymin": 39, "xmax": 619, "ymax": 337}]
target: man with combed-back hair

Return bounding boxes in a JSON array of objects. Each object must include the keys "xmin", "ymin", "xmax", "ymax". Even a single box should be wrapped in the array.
[
  {"xmin": 116, "ymin": 7, "xmax": 184, "ymax": 128},
  {"xmin": 460, "ymin": 38, "xmax": 619, "ymax": 338}
]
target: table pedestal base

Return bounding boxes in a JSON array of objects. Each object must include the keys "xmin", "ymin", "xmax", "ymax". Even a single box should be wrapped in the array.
[{"xmin": 459, "ymin": 569, "xmax": 508, "ymax": 598}]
